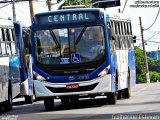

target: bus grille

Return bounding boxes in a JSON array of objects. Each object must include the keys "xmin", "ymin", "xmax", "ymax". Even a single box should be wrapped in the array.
[{"xmin": 46, "ymin": 83, "xmax": 99, "ymax": 93}]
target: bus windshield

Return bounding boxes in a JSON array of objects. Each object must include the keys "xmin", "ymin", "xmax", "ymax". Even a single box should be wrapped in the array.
[{"xmin": 34, "ymin": 26, "xmax": 105, "ymax": 65}]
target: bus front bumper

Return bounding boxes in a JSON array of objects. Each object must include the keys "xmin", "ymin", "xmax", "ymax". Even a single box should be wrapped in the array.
[{"xmin": 33, "ymin": 74, "xmax": 112, "ymax": 98}]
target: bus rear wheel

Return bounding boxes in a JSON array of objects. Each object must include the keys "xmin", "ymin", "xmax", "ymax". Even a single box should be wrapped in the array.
[
  {"xmin": 44, "ymin": 97, "xmax": 54, "ymax": 111},
  {"xmin": 122, "ymin": 71, "xmax": 131, "ymax": 99}
]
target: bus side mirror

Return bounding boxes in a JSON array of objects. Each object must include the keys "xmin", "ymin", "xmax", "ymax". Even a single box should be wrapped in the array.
[{"xmin": 133, "ymin": 35, "xmax": 136, "ymax": 43}]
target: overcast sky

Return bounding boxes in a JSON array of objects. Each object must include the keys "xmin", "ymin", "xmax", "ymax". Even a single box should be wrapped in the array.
[{"xmin": 0, "ymin": 0, "xmax": 160, "ymax": 51}]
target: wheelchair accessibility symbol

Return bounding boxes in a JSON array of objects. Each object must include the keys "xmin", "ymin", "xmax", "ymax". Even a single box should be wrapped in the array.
[{"xmin": 71, "ymin": 53, "xmax": 81, "ymax": 63}]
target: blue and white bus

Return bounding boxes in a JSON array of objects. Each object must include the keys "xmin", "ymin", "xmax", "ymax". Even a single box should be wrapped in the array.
[
  {"xmin": 14, "ymin": 22, "xmax": 33, "ymax": 104},
  {"xmin": 31, "ymin": 8, "xmax": 136, "ymax": 110},
  {"xmin": 0, "ymin": 18, "xmax": 20, "ymax": 111}
]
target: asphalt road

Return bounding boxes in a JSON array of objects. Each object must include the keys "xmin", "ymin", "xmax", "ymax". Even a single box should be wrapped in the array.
[{"xmin": 1, "ymin": 82, "xmax": 160, "ymax": 120}]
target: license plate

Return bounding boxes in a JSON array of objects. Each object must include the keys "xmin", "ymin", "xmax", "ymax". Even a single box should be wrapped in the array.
[{"xmin": 66, "ymin": 84, "xmax": 79, "ymax": 89}]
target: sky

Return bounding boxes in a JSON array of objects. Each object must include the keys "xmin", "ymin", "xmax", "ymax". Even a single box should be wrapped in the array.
[{"xmin": 0, "ymin": 0, "xmax": 160, "ymax": 51}]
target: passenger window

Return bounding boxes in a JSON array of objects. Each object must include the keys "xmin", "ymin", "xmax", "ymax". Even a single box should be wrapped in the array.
[
  {"xmin": 0, "ymin": 29, "xmax": 3, "ymax": 54},
  {"xmin": 1, "ymin": 29, "xmax": 7, "ymax": 55},
  {"xmin": 6, "ymin": 29, "xmax": 12, "ymax": 55},
  {"xmin": 11, "ymin": 29, "xmax": 16, "ymax": 55}
]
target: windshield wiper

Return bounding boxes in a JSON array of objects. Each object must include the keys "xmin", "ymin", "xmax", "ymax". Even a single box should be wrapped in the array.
[
  {"xmin": 75, "ymin": 27, "xmax": 87, "ymax": 45},
  {"xmin": 49, "ymin": 30, "xmax": 60, "ymax": 48}
]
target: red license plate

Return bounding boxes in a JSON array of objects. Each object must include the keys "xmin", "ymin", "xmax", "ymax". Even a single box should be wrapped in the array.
[{"xmin": 66, "ymin": 84, "xmax": 79, "ymax": 89}]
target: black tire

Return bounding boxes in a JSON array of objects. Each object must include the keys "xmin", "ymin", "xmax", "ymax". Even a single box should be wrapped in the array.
[
  {"xmin": 25, "ymin": 95, "xmax": 33, "ymax": 104},
  {"xmin": 122, "ymin": 88, "xmax": 130, "ymax": 99},
  {"xmin": 5, "ymin": 83, "xmax": 12, "ymax": 111},
  {"xmin": 107, "ymin": 92, "xmax": 117, "ymax": 104},
  {"xmin": 0, "ymin": 103, "xmax": 3, "ymax": 112},
  {"xmin": 117, "ymin": 90, "xmax": 122, "ymax": 100},
  {"xmin": 61, "ymin": 97, "xmax": 69, "ymax": 105},
  {"xmin": 44, "ymin": 97, "xmax": 54, "ymax": 111},
  {"xmin": 107, "ymin": 73, "xmax": 118, "ymax": 104},
  {"xmin": 122, "ymin": 71, "xmax": 131, "ymax": 99},
  {"xmin": 70, "ymin": 96, "xmax": 79, "ymax": 103}
]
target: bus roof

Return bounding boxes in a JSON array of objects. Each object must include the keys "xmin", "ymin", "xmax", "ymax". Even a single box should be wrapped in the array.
[{"xmin": 32, "ymin": 8, "xmax": 106, "ymax": 28}]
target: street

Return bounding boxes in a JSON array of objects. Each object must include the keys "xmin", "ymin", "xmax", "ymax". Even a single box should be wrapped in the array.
[{"xmin": 1, "ymin": 82, "xmax": 160, "ymax": 120}]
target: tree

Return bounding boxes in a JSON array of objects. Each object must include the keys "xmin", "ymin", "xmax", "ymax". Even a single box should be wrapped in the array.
[
  {"xmin": 150, "ymin": 71, "xmax": 160, "ymax": 83},
  {"xmin": 135, "ymin": 46, "xmax": 160, "ymax": 83},
  {"xmin": 58, "ymin": 0, "xmax": 91, "ymax": 7},
  {"xmin": 135, "ymin": 46, "xmax": 146, "ymax": 83}
]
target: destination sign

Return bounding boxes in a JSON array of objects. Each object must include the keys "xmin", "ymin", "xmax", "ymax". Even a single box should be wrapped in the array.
[{"xmin": 36, "ymin": 11, "xmax": 99, "ymax": 25}]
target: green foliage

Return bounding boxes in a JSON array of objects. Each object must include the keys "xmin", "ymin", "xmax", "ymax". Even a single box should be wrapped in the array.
[
  {"xmin": 150, "ymin": 71, "xmax": 160, "ymax": 82},
  {"xmin": 63, "ymin": 0, "xmax": 91, "ymax": 7},
  {"xmin": 135, "ymin": 46, "xmax": 146, "ymax": 83},
  {"xmin": 135, "ymin": 46, "xmax": 160, "ymax": 83},
  {"xmin": 148, "ymin": 59, "xmax": 160, "ymax": 72}
]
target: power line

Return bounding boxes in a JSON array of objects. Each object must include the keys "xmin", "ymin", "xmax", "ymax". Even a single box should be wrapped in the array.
[
  {"xmin": 0, "ymin": 7, "xmax": 12, "ymax": 17},
  {"xmin": 122, "ymin": 0, "xmax": 128, "ymax": 13},
  {"xmin": 0, "ymin": 3, "xmax": 11, "ymax": 8},
  {"xmin": 0, "ymin": 0, "xmax": 32, "ymax": 3},
  {"xmin": 144, "ymin": 6, "xmax": 160, "ymax": 31},
  {"xmin": 145, "ymin": 29, "xmax": 160, "ymax": 34},
  {"xmin": 132, "ymin": 24, "xmax": 140, "ymax": 27},
  {"xmin": 4, "ymin": 5, "xmax": 30, "ymax": 21},
  {"xmin": 37, "ymin": 1, "xmax": 47, "ymax": 8},
  {"xmin": 145, "ymin": 32, "xmax": 160, "ymax": 41}
]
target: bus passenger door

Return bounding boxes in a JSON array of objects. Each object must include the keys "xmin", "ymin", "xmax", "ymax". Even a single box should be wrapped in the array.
[
  {"xmin": 25, "ymin": 55, "xmax": 33, "ymax": 95},
  {"xmin": 22, "ymin": 29, "xmax": 33, "ymax": 96}
]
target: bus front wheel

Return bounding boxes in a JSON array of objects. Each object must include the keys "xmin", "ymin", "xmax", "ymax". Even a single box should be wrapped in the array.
[
  {"xmin": 44, "ymin": 97, "xmax": 54, "ymax": 111},
  {"xmin": 107, "ymin": 92, "xmax": 117, "ymax": 104},
  {"xmin": 70, "ymin": 96, "xmax": 79, "ymax": 103},
  {"xmin": 5, "ymin": 82, "xmax": 12, "ymax": 111},
  {"xmin": 107, "ymin": 73, "xmax": 118, "ymax": 104},
  {"xmin": 25, "ymin": 95, "xmax": 33, "ymax": 104},
  {"xmin": 61, "ymin": 97, "xmax": 69, "ymax": 105}
]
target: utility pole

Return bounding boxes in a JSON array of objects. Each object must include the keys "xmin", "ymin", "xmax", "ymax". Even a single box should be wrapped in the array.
[
  {"xmin": 29, "ymin": 0, "xmax": 34, "ymax": 22},
  {"xmin": 48, "ymin": 0, "xmax": 51, "ymax": 11},
  {"xmin": 157, "ymin": 47, "xmax": 159, "ymax": 60},
  {"xmin": 139, "ymin": 16, "xmax": 150, "ymax": 83},
  {"xmin": 12, "ymin": 0, "xmax": 16, "ymax": 21},
  {"xmin": 118, "ymin": 8, "xmax": 121, "ymax": 13}
]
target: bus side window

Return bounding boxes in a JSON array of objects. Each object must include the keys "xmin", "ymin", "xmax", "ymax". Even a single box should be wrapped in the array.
[
  {"xmin": 6, "ymin": 29, "xmax": 12, "ymax": 55},
  {"xmin": 23, "ymin": 29, "xmax": 31, "ymax": 54},
  {"xmin": 8, "ymin": 29, "xmax": 14, "ymax": 55},
  {"xmin": 115, "ymin": 22, "xmax": 120, "ymax": 49},
  {"xmin": 11, "ymin": 29, "xmax": 16, "ymax": 55},
  {"xmin": 1, "ymin": 28, "xmax": 7, "ymax": 55},
  {"xmin": 126, "ymin": 22, "xmax": 132, "ymax": 49},
  {"xmin": 129, "ymin": 22, "xmax": 134, "ymax": 49},
  {"xmin": 0, "ymin": 28, "xmax": 3, "ymax": 55},
  {"xmin": 108, "ymin": 22, "xmax": 115, "ymax": 54},
  {"xmin": 121, "ymin": 22, "xmax": 128, "ymax": 49}
]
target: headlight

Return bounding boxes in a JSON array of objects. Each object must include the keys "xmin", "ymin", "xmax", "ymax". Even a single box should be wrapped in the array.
[
  {"xmin": 98, "ymin": 65, "xmax": 110, "ymax": 77},
  {"xmin": 33, "ymin": 71, "xmax": 45, "ymax": 81}
]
